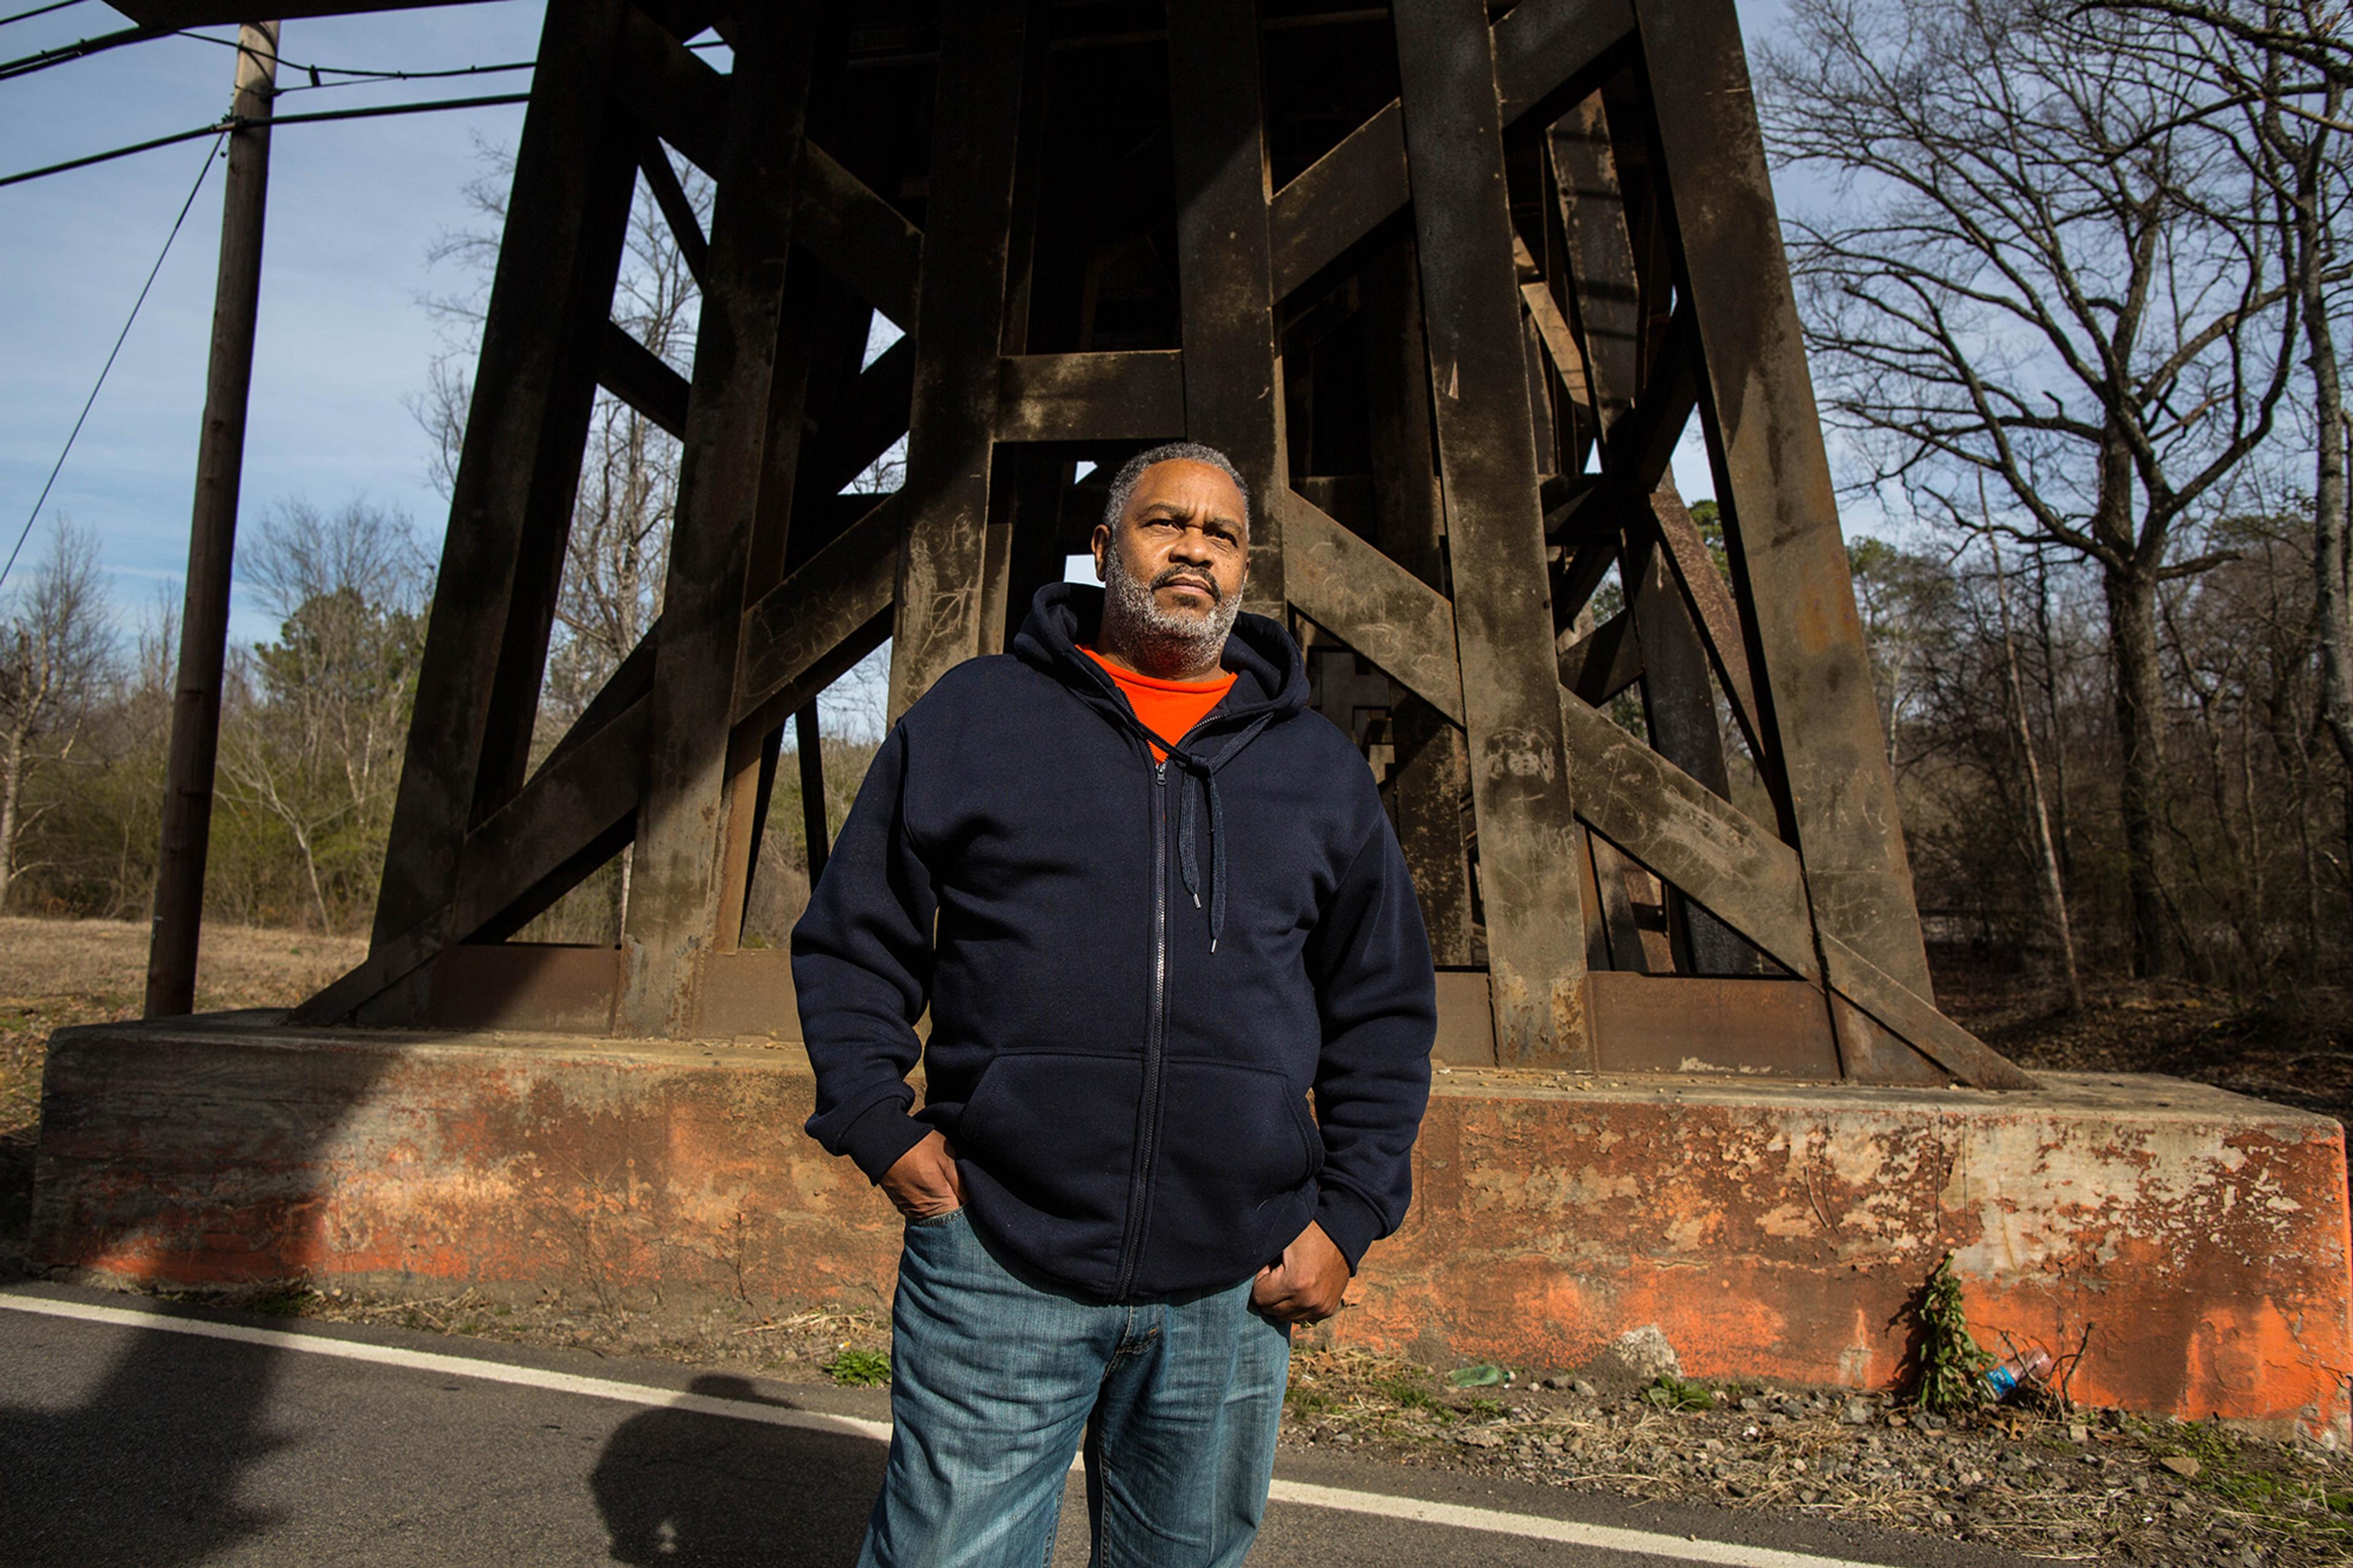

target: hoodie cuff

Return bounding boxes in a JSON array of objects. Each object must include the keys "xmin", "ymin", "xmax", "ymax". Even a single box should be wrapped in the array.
[
  {"xmin": 838, "ymin": 1097, "xmax": 933, "ymax": 1184},
  {"xmin": 1313, "ymin": 1184, "xmax": 1385, "ymax": 1274}
]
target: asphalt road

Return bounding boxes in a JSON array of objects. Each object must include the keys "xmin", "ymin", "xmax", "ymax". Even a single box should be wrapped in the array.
[{"xmin": 0, "ymin": 1281, "xmax": 2034, "ymax": 1568}]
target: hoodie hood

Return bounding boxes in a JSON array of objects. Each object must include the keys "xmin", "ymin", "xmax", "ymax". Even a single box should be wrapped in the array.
[{"xmin": 1012, "ymin": 581, "xmax": 1309, "ymax": 748}]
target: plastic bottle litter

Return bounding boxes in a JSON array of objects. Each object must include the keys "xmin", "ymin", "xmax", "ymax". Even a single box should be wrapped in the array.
[{"xmin": 1983, "ymin": 1347, "xmax": 2053, "ymax": 1401}]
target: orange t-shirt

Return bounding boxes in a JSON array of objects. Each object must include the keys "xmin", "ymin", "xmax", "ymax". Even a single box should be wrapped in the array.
[{"xmin": 1080, "ymin": 646, "xmax": 1236, "ymax": 760}]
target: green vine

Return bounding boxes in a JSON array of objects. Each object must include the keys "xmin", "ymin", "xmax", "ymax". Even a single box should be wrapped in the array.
[{"xmin": 1912, "ymin": 1254, "xmax": 1993, "ymax": 1412}]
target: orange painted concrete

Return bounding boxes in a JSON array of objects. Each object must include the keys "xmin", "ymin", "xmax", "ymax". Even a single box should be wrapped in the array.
[{"xmin": 29, "ymin": 1015, "xmax": 2353, "ymax": 1439}]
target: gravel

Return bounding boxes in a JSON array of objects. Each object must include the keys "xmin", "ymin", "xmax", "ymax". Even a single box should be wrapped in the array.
[{"xmin": 1279, "ymin": 1350, "xmax": 2353, "ymax": 1567}]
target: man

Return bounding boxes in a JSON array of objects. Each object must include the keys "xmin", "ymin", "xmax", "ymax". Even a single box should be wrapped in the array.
[{"xmin": 795, "ymin": 442, "xmax": 1435, "ymax": 1567}]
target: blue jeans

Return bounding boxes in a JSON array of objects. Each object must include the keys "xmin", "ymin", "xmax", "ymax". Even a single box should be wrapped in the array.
[{"xmin": 857, "ymin": 1208, "xmax": 1291, "ymax": 1568}]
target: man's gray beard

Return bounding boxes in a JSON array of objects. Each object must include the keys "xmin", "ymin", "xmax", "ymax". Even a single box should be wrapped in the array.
[{"xmin": 1101, "ymin": 547, "xmax": 1241, "ymax": 674}]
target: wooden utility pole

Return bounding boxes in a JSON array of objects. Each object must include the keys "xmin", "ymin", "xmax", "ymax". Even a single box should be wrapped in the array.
[{"xmin": 145, "ymin": 21, "xmax": 279, "ymax": 1017}]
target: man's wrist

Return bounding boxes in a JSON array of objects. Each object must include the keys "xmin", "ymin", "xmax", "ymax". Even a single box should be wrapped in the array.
[
  {"xmin": 839, "ymin": 1099, "xmax": 933, "ymax": 1184},
  {"xmin": 1311, "ymin": 1184, "xmax": 1382, "ymax": 1273}
]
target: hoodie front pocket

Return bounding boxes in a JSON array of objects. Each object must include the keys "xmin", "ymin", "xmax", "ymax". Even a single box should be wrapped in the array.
[
  {"xmin": 951, "ymin": 1050, "xmax": 1143, "ymax": 1235},
  {"xmin": 1146, "ymin": 1059, "xmax": 1321, "ymax": 1289}
]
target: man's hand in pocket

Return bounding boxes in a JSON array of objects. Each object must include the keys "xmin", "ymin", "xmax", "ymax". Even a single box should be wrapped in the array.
[{"xmin": 881, "ymin": 1130, "xmax": 966, "ymax": 1221}]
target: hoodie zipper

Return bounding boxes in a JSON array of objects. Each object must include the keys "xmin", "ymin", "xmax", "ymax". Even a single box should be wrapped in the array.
[{"xmin": 1113, "ymin": 756, "xmax": 1171, "ymax": 1300}]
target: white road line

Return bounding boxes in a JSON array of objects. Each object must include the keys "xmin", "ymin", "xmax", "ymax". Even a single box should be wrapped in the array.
[
  {"xmin": 1264, "ymin": 1479, "xmax": 1898, "ymax": 1568},
  {"xmin": 0, "ymin": 1292, "xmax": 893, "ymax": 1444},
  {"xmin": 2, "ymin": 1291, "xmax": 1899, "ymax": 1568}
]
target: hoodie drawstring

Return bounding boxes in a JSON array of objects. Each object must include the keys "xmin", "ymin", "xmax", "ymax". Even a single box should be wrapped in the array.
[{"xmin": 1172, "ymin": 714, "xmax": 1273, "ymax": 953}]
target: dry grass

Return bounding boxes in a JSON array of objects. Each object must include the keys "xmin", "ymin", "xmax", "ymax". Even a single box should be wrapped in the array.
[
  {"xmin": 0, "ymin": 914, "xmax": 365, "ymax": 1012},
  {"xmin": 0, "ymin": 914, "xmax": 365, "ymax": 1125}
]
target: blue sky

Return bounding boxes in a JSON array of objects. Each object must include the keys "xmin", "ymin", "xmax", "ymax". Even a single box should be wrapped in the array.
[{"xmin": 0, "ymin": 0, "xmax": 1789, "ymax": 659}]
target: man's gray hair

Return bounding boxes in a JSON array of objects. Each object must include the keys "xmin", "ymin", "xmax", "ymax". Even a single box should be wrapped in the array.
[{"xmin": 1101, "ymin": 442, "xmax": 1251, "ymax": 536}]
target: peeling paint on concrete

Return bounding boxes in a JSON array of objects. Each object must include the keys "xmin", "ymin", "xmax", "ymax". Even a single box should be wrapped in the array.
[{"xmin": 28, "ymin": 1020, "xmax": 2353, "ymax": 1440}]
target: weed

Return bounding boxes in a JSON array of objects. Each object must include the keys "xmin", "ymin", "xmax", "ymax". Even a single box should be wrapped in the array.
[
  {"xmin": 1642, "ymin": 1374, "xmax": 1713, "ymax": 1412},
  {"xmin": 1910, "ymin": 1254, "xmax": 1991, "ymax": 1412},
  {"xmin": 826, "ymin": 1348, "xmax": 892, "ymax": 1387},
  {"xmin": 251, "ymin": 1287, "xmax": 316, "ymax": 1318}
]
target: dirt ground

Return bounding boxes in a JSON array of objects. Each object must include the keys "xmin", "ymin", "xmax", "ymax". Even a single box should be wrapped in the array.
[
  {"xmin": 3, "ymin": 918, "xmax": 2351, "ymax": 1564},
  {"xmin": 1931, "ymin": 950, "xmax": 2353, "ymax": 1130}
]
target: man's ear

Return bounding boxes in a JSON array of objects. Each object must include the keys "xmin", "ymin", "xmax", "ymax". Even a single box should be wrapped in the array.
[{"xmin": 1089, "ymin": 522, "xmax": 1110, "ymax": 581}]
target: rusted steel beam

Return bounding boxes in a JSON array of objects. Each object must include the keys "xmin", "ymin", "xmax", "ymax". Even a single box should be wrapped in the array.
[
  {"xmin": 712, "ymin": 721, "xmax": 775, "ymax": 952},
  {"xmin": 622, "ymin": 7, "xmax": 828, "ymax": 1036},
  {"xmin": 1550, "ymin": 528, "xmax": 1620, "ymax": 635},
  {"xmin": 1819, "ymin": 933, "xmax": 2039, "ymax": 1089},
  {"xmin": 1490, "ymin": 0, "xmax": 1635, "ymax": 128},
  {"xmin": 1586, "ymin": 969, "xmax": 1841, "ymax": 1077},
  {"xmin": 1283, "ymin": 494, "xmax": 1465, "ymax": 724},
  {"xmin": 1556, "ymin": 607, "xmax": 1640, "ymax": 705},
  {"xmin": 595, "ymin": 319, "xmax": 690, "ymax": 438},
  {"xmin": 1280, "ymin": 510, "xmax": 1821, "ymax": 982},
  {"xmin": 886, "ymin": 0, "xmax": 1039, "ymax": 720},
  {"xmin": 1558, "ymin": 689, "xmax": 1821, "ymax": 982},
  {"xmin": 613, "ymin": 4, "xmax": 727, "ymax": 172},
  {"xmin": 1393, "ymin": 0, "xmax": 1591, "ymax": 1066},
  {"xmin": 297, "ymin": 696, "xmax": 649, "ymax": 1026},
  {"xmin": 1575, "ymin": 826, "xmax": 1611, "ymax": 971},
  {"xmin": 1588, "ymin": 835, "xmax": 1652, "ymax": 974},
  {"xmin": 541, "ymin": 618, "xmax": 657, "ymax": 779},
  {"xmin": 798, "ymin": 145, "xmax": 922, "ymax": 331},
  {"xmin": 1270, "ymin": 518, "xmax": 2008, "ymax": 1081},
  {"xmin": 1265, "ymin": 0, "xmax": 1634, "ymax": 303},
  {"xmin": 1268, "ymin": 104, "xmax": 1407, "ymax": 303},
  {"xmin": 368, "ymin": 0, "xmax": 640, "ymax": 1018},
  {"xmin": 1520, "ymin": 271, "xmax": 1593, "ymax": 429},
  {"xmin": 1620, "ymin": 521, "xmax": 1756, "ymax": 975},
  {"xmin": 1168, "ymin": 0, "xmax": 1287, "ymax": 615},
  {"xmin": 1548, "ymin": 91, "xmax": 1640, "ymax": 432},
  {"xmin": 724, "ymin": 270, "xmax": 879, "ymax": 947},
  {"xmin": 1362, "ymin": 238, "xmax": 1480, "ymax": 968},
  {"xmin": 636, "ymin": 131, "xmax": 708, "ymax": 289},
  {"xmin": 810, "ymin": 335, "xmax": 914, "ymax": 497},
  {"xmin": 995, "ymin": 351, "xmax": 1187, "ymax": 444},
  {"xmin": 734, "ymin": 495, "xmax": 903, "ymax": 732},
  {"xmin": 1633, "ymin": 0, "xmax": 1938, "ymax": 999},
  {"xmin": 1598, "ymin": 300, "xmax": 1696, "ymax": 491},
  {"xmin": 460, "ymin": 703, "xmax": 645, "ymax": 945},
  {"xmin": 1644, "ymin": 477, "xmax": 1763, "ymax": 762}
]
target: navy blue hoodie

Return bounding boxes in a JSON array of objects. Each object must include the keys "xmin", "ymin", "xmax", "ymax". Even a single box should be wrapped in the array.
[{"xmin": 794, "ymin": 582, "xmax": 1436, "ymax": 1301}]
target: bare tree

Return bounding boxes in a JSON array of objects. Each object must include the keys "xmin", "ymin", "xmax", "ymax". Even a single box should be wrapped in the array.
[
  {"xmin": 216, "ymin": 499, "xmax": 427, "ymax": 928},
  {"xmin": 0, "ymin": 520, "xmax": 109, "ymax": 911},
  {"xmin": 2075, "ymin": 0, "xmax": 2353, "ymax": 781},
  {"xmin": 1760, "ymin": 0, "xmax": 2303, "ymax": 975},
  {"xmin": 1987, "ymin": 531, "xmax": 2085, "ymax": 1006}
]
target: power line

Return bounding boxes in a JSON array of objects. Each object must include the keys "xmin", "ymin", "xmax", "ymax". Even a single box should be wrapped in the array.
[
  {"xmin": 0, "ymin": 91, "xmax": 534, "ymax": 190},
  {"xmin": 267, "ymin": 89, "xmax": 533, "ymax": 129},
  {"xmin": 0, "ymin": 116, "xmax": 224, "ymax": 190},
  {"xmin": 166, "ymin": 29, "xmax": 536, "ymax": 94},
  {"xmin": 0, "ymin": 21, "xmax": 157, "ymax": 84},
  {"xmin": 1, "ymin": 130, "xmax": 223, "ymax": 598},
  {"xmin": 0, "ymin": 18, "xmax": 534, "ymax": 90},
  {"xmin": 0, "ymin": 0, "xmax": 89, "ymax": 29}
]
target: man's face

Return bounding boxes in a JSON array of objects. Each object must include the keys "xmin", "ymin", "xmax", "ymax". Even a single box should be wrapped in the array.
[{"xmin": 1091, "ymin": 460, "xmax": 1250, "ymax": 624}]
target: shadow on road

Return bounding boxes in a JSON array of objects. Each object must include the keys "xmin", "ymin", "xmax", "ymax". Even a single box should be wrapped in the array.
[
  {"xmin": 0, "ymin": 1319, "xmax": 286, "ymax": 1567},
  {"xmin": 593, "ymin": 1374, "xmax": 881, "ymax": 1566}
]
